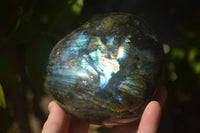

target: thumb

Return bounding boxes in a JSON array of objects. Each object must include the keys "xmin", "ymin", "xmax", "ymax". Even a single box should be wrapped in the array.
[{"xmin": 42, "ymin": 101, "xmax": 71, "ymax": 133}]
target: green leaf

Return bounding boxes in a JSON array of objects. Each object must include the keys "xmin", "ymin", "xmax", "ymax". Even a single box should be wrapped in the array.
[
  {"xmin": 0, "ymin": 84, "xmax": 6, "ymax": 108},
  {"xmin": 71, "ymin": 0, "xmax": 84, "ymax": 15},
  {"xmin": 171, "ymin": 48, "xmax": 186, "ymax": 60}
]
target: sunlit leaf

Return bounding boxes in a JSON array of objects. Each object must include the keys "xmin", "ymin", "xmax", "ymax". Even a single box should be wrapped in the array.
[
  {"xmin": 43, "ymin": 76, "xmax": 49, "ymax": 90},
  {"xmin": 188, "ymin": 48, "xmax": 198, "ymax": 62},
  {"xmin": 171, "ymin": 48, "xmax": 185, "ymax": 59},
  {"xmin": 193, "ymin": 62, "xmax": 200, "ymax": 74},
  {"xmin": 71, "ymin": 0, "xmax": 84, "ymax": 15},
  {"xmin": 0, "ymin": 84, "xmax": 6, "ymax": 108},
  {"xmin": 188, "ymin": 48, "xmax": 200, "ymax": 74}
]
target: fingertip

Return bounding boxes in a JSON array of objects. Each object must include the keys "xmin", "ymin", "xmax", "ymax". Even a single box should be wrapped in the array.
[
  {"xmin": 146, "ymin": 101, "xmax": 161, "ymax": 116},
  {"xmin": 48, "ymin": 100, "xmax": 58, "ymax": 112},
  {"xmin": 137, "ymin": 101, "xmax": 161, "ymax": 133},
  {"xmin": 142, "ymin": 101, "xmax": 161, "ymax": 124}
]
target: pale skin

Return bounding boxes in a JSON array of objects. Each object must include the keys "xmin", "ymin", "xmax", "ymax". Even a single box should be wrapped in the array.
[{"xmin": 42, "ymin": 87, "xmax": 167, "ymax": 133}]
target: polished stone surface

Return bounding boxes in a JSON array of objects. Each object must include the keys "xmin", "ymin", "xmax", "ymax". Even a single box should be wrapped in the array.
[{"xmin": 47, "ymin": 13, "xmax": 164, "ymax": 125}]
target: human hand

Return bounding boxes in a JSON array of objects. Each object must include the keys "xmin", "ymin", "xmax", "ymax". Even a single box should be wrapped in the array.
[
  {"xmin": 111, "ymin": 86, "xmax": 167, "ymax": 133},
  {"xmin": 42, "ymin": 87, "xmax": 167, "ymax": 133}
]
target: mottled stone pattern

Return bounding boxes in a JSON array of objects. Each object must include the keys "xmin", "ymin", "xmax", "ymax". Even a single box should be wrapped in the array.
[{"xmin": 47, "ymin": 13, "xmax": 164, "ymax": 125}]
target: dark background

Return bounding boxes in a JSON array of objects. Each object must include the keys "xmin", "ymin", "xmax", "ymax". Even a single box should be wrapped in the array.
[{"xmin": 0, "ymin": 0, "xmax": 200, "ymax": 133}]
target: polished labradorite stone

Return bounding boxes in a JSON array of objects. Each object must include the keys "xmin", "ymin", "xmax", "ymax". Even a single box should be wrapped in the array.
[{"xmin": 47, "ymin": 13, "xmax": 164, "ymax": 125}]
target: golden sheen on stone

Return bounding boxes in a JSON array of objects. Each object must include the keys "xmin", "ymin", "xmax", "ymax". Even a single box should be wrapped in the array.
[{"xmin": 47, "ymin": 13, "xmax": 164, "ymax": 125}]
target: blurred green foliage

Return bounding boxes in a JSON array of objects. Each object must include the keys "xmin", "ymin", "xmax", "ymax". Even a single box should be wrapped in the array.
[
  {"xmin": 0, "ymin": 84, "xmax": 6, "ymax": 108},
  {"xmin": 0, "ymin": 0, "xmax": 200, "ymax": 133}
]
